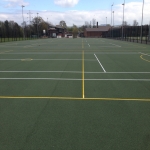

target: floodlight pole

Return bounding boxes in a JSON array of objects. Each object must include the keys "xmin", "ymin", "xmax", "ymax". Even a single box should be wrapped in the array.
[
  {"xmin": 37, "ymin": 13, "xmax": 39, "ymax": 38},
  {"xmin": 27, "ymin": 10, "xmax": 32, "ymax": 38},
  {"xmin": 140, "ymin": 0, "xmax": 144, "ymax": 43},
  {"xmin": 112, "ymin": 11, "xmax": 114, "ymax": 38},
  {"xmin": 22, "ymin": 5, "xmax": 25, "ymax": 38},
  {"xmin": 47, "ymin": 18, "xmax": 49, "ymax": 36},
  {"xmin": 148, "ymin": 22, "xmax": 150, "ymax": 41},
  {"xmin": 122, "ymin": 0, "xmax": 125, "ymax": 40},
  {"xmin": 111, "ymin": 4, "xmax": 113, "ymax": 38}
]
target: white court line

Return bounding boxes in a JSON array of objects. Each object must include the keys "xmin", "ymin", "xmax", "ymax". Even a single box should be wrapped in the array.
[
  {"xmin": 0, "ymin": 51, "xmax": 143, "ymax": 55},
  {"xmin": 85, "ymin": 72, "xmax": 150, "ymax": 74},
  {"xmin": 0, "ymin": 78, "xmax": 149, "ymax": 81},
  {"xmin": 0, "ymin": 71, "xmax": 150, "ymax": 74},
  {"xmin": 139, "ymin": 52, "xmax": 150, "ymax": 56},
  {"xmin": 109, "ymin": 43, "xmax": 121, "ymax": 47},
  {"xmin": 88, "ymin": 44, "xmax": 90, "ymax": 47},
  {"xmin": 0, "ymin": 59, "xmax": 96, "ymax": 61},
  {"xmin": 94, "ymin": 54, "xmax": 106, "ymax": 73}
]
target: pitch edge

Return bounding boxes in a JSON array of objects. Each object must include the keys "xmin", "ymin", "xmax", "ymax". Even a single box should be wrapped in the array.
[{"xmin": 0, "ymin": 96, "xmax": 150, "ymax": 101}]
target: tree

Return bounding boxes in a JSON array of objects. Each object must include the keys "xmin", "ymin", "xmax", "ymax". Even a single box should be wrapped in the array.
[
  {"xmin": 133, "ymin": 20, "xmax": 138, "ymax": 26},
  {"xmin": 92, "ymin": 18, "xmax": 96, "ymax": 27},
  {"xmin": 4, "ymin": 20, "xmax": 9, "ymax": 38},
  {"xmin": 59, "ymin": 20, "xmax": 67, "ymax": 28},
  {"xmin": 85, "ymin": 21, "xmax": 90, "ymax": 27},
  {"xmin": 32, "ymin": 17, "xmax": 44, "ymax": 26},
  {"xmin": 72, "ymin": 24, "xmax": 78, "ymax": 38},
  {"xmin": 122, "ymin": 21, "xmax": 128, "ymax": 26}
]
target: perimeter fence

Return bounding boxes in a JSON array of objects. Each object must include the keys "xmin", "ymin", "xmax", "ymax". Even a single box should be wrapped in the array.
[{"xmin": 105, "ymin": 25, "xmax": 150, "ymax": 44}]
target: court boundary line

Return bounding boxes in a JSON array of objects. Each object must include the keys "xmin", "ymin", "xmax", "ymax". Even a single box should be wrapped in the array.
[
  {"xmin": 0, "ymin": 78, "xmax": 150, "ymax": 81},
  {"xmin": 0, "ymin": 59, "xmax": 96, "ymax": 61},
  {"xmin": 82, "ymin": 51, "xmax": 85, "ymax": 98},
  {"xmin": 0, "ymin": 71, "xmax": 150, "ymax": 73},
  {"xmin": 0, "ymin": 96, "xmax": 150, "ymax": 101},
  {"xmin": 94, "ymin": 54, "xmax": 106, "ymax": 73},
  {"xmin": 109, "ymin": 43, "xmax": 121, "ymax": 47}
]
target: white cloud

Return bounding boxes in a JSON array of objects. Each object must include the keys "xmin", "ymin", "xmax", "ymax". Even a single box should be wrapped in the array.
[
  {"xmin": 0, "ymin": 1, "xmax": 149, "ymax": 26},
  {"xmin": 3, "ymin": 0, "xmax": 29, "ymax": 8},
  {"xmin": 54, "ymin": 0, "xmax": 79, "ymax": 7}
]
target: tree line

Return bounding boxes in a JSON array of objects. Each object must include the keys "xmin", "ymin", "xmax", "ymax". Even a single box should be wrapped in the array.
[{"xmin": 0, "ymin": 17, "xmax": 51, "ymax": 39}]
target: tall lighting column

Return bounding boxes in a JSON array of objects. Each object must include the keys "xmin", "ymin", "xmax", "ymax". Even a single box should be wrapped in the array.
[
  {"xmin": 21, "ymin": 5, "xmax": 25, "ymax": 38},
  {"xmin": 111, "ymin": 4, "xmax": 113, "ymax": 38},
  {"xmin": 112, "ymin": 11, "xmax": 114, "ymax": 38},
  {"xmin": 140, "ymin": 0, "xmax": 144, "ymax": 43},
  {"xmin": 122, "ymin": 0, "xmax": 125, "ymax": 40},
  {"xmin": 37, "ymin": 13, "xmax": 39, "ymax": 38}
]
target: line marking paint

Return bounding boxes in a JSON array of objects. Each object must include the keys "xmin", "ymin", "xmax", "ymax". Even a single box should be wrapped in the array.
[
  {"xmin": 0, "ymin": 59, "xmax": 95, "ymax": 61},
  {"xmin": 82, "ymin": 39, "xmax": 84, "ymax": 49},
  {"xmin": 88, "ymin": 44, "xmax": 90, "ymax": 47},
  {"xmin": 109, "ymin": 43, "xmax": 121, "ymax": 47},
  {"xmin": 0, "ymin": 96, "xmax": 150, "ymax": 101},
  {"xmin": 140, "ymin": 55, "xmax": 150, "ymax": 63},
  {"xmin": 0, "ymin": 78, "xmax": 150, "ymax": 81},
  {"xmin": 94, "ymin": 54, "xmax": 106, "ymax": 73},
  {"xmin": 82, "ymin": 50, "xmax": 85, "ymax": 98},
  {"xmin": 139, "ymin": 52, "xmax": 150, "ymax": 62},
  {"xmin": 139, "ymin": 52, "xmax": 150, "ymax": 56},
  {"xmin": 0, "ymin": 71, "xmax": 150, "ymax": 74}
]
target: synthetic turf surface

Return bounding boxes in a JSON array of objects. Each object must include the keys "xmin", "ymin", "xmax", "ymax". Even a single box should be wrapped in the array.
[{"xmin": 0, "ymin": 38, "xmax": 150, "ymax": 150}]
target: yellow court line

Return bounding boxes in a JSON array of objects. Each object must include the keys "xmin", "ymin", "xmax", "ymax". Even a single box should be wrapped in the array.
[
  {"xmin": 82, "ymin": 39, "xmax": 84, "ymax": 49},
  {"xmin": 82, "ymin": 50, "xmax": 85, "ymax": 98},
  {"xmin": 0, "ymin": 96, "xmax": 150, "ymax": 102},
  {"xmin": 140, "ymin": 55, "xmax": 150, "ymax": 63}
]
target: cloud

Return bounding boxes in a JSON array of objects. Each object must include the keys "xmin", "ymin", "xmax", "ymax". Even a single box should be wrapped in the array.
[
  {"xmin": 3, "ymin": 0, "xmax": 29, "ymax": 8},
  {"xmin": 54, "ymin": 0, "xmax": 79, "ymax": 7},
  {"xmin": 0, "ymin": 1, "xmax": 149, "ymax": 26}
]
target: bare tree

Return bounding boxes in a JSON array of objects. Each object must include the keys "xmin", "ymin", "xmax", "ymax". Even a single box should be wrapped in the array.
[
  {"xmin": 92, "ymin": 18, "xmax": 96, "ymax": 27},
  {"xmin": 122, "ymin": 21, "xmax": 128, "ymax": 26},
  {"xmin": 85, "ymin": 21, "xmax": 90, "ymax": 27},
  {"xmin": 133, "ymin": 20, "xmax": 138, "ymax": 26},
  {"xmin": 59, "ymin": 20, "xmax": 67, "ymax": 28}
]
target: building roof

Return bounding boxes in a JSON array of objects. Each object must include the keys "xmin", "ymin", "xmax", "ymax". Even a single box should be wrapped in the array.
[
  {"xmin": 48, "ymin": 28, "xmax": 57, "ymax": 31},
  {"xmin": 48, "ymin": 25, "xmax": 66, "ymax": 30},
  {"xmin": 85, "ymin": 26, "xmax": 110, "ymax": 32},
  {"xmin": 56, "ymin": 25, "xmax": 66, "ymax": 29}
]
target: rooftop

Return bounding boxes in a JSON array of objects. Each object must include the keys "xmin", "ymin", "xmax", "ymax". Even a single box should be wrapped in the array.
[{"xmin": 85, "ymin": 26, "xmax": 110, "ymax": 32}]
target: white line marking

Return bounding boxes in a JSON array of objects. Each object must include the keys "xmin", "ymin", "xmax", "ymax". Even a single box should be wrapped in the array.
[
  {"xmin": 88, "ymin": 44, "xmax": 90, "ymax": 47},
  {"xmin": 139, "ymin": 52, "xmax": 150, "ymax": 56},
  {"xmin": 0, "ymin": 71, "xmax": 150, "ymax": 74},
  {"xmin": 109, "ymin": 43, "xmax": 121, "ymax": 47},
  {"xmin": 0, "ymin": 71, "xmax": 82, "ymax": 73},
  {"xmin": 0, "ymin": 59, "xmax": 95, "ymax": 61},
  {"xmin": 0, "ymin": 52, "xmax": 142, "ymax": 55},
  {"xmin": 94, "ymin": 54, "xmax": 106, "ymax": 73},
  {"xmin": 0, "ymin": 78, "xmax": 149, "ymax": 81}
]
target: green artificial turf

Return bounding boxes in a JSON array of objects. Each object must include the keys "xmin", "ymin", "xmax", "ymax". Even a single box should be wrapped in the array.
[{"xmin": 0, "ymin": 38, "xmax": 150, "ymax": 150}]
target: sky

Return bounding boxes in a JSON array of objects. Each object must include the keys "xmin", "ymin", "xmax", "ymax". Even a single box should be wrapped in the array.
[{"xmin": 0, "ymin": 0, "xmax": 150, "ymax": 26}]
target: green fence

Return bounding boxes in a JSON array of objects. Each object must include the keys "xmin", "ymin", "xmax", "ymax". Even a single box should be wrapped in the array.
[{"xmin": 105, "ymin": 25, "xmax": 150, "ymax": 44}]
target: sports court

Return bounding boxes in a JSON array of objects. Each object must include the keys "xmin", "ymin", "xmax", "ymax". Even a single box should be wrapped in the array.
[{"xmin": 0, "ymin": 38, "xmax": 150, "ymax": 149}]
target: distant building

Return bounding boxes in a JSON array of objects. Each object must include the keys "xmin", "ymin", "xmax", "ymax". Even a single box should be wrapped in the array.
[
  {"xmin": 84, "ymin": 26, "xmax": 110, "ymax": 38},
  {"xmin": 48, "ymin": 25, "xmax": 66, "ymax": 38}
]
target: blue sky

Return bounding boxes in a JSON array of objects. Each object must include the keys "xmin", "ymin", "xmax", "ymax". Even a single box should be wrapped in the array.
[
  {"xmin": 1, "ymin": 0, "xmax": 142, "ymax": 11},
  {"xmin": 0, "ymin": 0, "xmax": 149, "ymax": 26}
]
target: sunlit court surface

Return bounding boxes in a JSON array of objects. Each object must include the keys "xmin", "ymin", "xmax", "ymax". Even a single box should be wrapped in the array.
[{"xmin": 0, "ymin": 38, "xmax": 150, "ymax": 149}]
